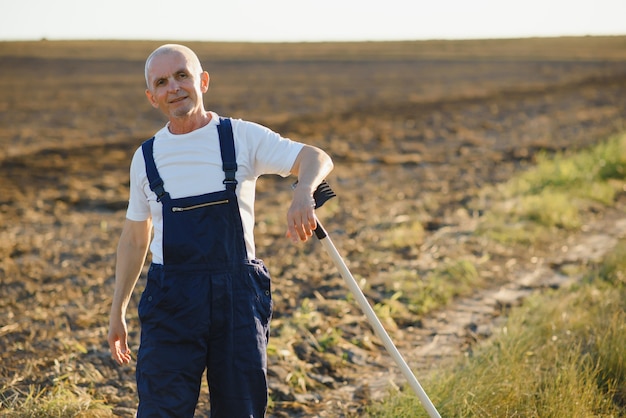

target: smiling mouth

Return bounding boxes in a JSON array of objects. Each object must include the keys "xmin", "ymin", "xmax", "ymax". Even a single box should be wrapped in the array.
[{"xmin": 169, "ymin": 96, "xmax": 188, "ymax": 104}]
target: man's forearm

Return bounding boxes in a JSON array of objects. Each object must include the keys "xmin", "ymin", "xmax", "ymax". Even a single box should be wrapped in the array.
[
  {"xmin": 110, "ymin": 219, "xmax": 151, "ymax": 317},
  {"xmin": 291, "ymin": 145, "xmax": 334, "ymax": 194},
  {"xmin": 111, "ymin": 248, "xmax": 145, "ymax": 316}
]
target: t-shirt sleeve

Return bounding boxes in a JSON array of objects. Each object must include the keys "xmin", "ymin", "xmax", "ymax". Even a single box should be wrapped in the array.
[
  {"xmin": 125, "ymin": 147, "xmax": 151, "ymax": 221},
  {"xmin": 235, "ymin": 120, "xmax": 304, "ymax": 177}
]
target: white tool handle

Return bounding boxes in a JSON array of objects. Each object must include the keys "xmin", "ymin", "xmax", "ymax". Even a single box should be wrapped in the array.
[{"xmin": 317, "ymin": 228, "xmax": 441, "ymax": 418}]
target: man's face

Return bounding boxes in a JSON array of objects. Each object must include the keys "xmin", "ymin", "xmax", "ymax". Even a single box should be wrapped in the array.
[{"xmin": 145, "ymin": 50, "xmax": 208, "ymax": 119}]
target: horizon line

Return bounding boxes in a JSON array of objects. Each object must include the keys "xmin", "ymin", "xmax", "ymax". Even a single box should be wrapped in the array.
[{"xmin": 2, "ymin": 33, "xmax": 626, "ymax": 44}]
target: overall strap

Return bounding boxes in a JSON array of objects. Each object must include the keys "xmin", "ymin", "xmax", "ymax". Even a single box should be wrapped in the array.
[
  {"xmin": 217, "ymin": 117, "xmax": 238, "ymax": 190},
  {"xmin": 141, "ymin": 137, "xmax": 169, "ymax": 202}
]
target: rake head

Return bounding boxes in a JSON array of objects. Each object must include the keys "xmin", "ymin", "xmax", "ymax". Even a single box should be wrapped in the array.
[{"xmin": 313, "ymin": 180, "xmax": 336, "ymax": 209}]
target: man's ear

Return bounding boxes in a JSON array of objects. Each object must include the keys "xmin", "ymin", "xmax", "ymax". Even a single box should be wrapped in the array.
[
  {"xmin": 201, "ymin": 71, "xmax": 210, "ymax": 93},
  {"xmin": 145, "ymin": 89, "xmax": 159, "ymax": 108}
]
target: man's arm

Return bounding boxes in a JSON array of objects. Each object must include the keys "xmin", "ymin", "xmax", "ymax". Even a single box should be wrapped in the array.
[
  {"xmin": 287, "ymin": 145, "xmax": 334, "ymax": 242},
  {"xmin": 108, "ymin": 218, "xmax": 152, "ymax": 365}
]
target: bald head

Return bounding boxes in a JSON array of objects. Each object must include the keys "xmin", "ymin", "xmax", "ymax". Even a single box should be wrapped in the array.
[{"xmin": 144, "ymin": 44, "xmax": 203, "ymax": 89}]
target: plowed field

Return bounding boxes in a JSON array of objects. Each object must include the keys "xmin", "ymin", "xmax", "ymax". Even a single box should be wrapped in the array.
[{"xmin": 1, "ymin": 37, "xmax": 626, "ymax": 417}]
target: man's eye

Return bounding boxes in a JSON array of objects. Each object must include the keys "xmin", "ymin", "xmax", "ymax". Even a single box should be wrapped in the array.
[{"xmin": 156, "ymin": 79, "xmax": 166, "ymax": 86}]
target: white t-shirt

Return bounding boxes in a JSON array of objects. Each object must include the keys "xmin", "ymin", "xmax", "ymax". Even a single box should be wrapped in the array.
[{"xmin": 126, "ymin": 112, "xmax": 304, "ymax": 263}]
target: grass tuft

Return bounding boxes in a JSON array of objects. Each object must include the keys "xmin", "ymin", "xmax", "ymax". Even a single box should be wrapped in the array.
[
  {"xmin": 478, "ymin": 133, "xmax": 626, "ymax": 245},
  {"xmin": 1, "ymin": 382, "xmax": 111, "ymax": 418}
]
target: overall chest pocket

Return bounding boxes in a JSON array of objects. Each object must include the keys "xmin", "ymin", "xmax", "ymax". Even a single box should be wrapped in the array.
[{"xmin": 162, "ymin": 191, "xmax": 243, "ymax": 265}]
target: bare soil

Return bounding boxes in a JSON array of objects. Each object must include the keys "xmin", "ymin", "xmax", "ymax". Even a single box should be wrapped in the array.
[{"xmin": 1, "ymin": 38, "xmax": 626, "ymax": 417}]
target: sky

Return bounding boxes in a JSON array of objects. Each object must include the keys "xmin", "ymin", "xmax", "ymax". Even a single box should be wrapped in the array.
[{"xmin": 1, "ymin": 0, "xmax": 625, "ymax": 42}]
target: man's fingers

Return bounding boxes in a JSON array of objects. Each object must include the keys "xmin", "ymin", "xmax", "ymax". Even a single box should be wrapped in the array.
[
  {"xmin": 287, "ymin": 203, "xmax": 318, "ymax": 242},
  {"xmin": 108, "ymin": 332, "xmax": 132, "ymax": 365},
  {"xmin": 118, "ymin": 347, "xmax": 132, "ymax": 364},
  {"xmin": 112, "ymin": 344, "xmax": 132, "ymax": 365},
  {"xmin": 287, "ymin": 220, "xmax": 313, "ymax": 242},
  {"xmin": 288, "ymin": 224, "xmax": 306, "ymax": 242}
]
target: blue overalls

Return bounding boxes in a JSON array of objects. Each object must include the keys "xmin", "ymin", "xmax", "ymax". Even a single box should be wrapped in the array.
[{"xmin": 136, "ymin": 118, "xmax": 272, "ymax": 417}]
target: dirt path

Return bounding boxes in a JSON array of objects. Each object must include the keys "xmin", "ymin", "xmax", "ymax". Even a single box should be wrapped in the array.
[{"xmin": 360, "ymin": 208, "xmax": 626, "ymax": 398}]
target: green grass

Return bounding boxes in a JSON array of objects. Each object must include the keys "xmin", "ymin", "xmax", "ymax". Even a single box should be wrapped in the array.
[
  {"xmin": 478, "ymin": 133, "xmax": 626, "ymax": 245},
  {"xmin": 379, "ymin": 219, "xmax": 425, "ymax": 251},
  {"xmin": 367, "ymin": 240, "xmax": 626, "ymax": 417},
  {"xmin": 508, "ymin": 137, "xmax": 626, "ymax": 198},
  {"xmin": 368, "ymin": 259, "xmax": 480, "ymax": 330},
  {"xmin": 410, "ymin": 259, "xmax": 480, "ymax": 316}
]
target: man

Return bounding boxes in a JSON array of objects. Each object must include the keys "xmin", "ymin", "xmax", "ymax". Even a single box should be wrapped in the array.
[{"xmin": 107, "ymin": 44, "xmax": 333, "ymax": 417}]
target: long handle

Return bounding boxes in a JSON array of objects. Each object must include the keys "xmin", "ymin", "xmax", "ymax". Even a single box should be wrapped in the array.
[{"xmin": 315, "ymin": 222, "xmax": 441, "ymax": 418}]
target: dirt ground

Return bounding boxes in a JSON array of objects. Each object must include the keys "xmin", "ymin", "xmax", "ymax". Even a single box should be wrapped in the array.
[{"xmin": 1, "ymin": 38, "xmax": 626, "ymax": 417}]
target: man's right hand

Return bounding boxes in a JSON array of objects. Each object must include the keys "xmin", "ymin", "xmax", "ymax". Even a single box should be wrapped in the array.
[{"xmin": 108, "ymin": 317, "xmax": 132, "ymax": 365}]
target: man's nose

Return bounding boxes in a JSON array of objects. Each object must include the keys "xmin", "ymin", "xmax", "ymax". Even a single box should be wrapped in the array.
[{"xmin": 167, "ymin": 78, "xmax": 180, "ymax": 92}]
